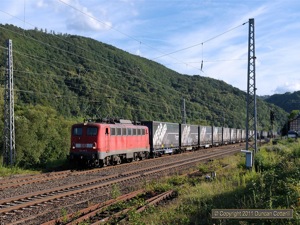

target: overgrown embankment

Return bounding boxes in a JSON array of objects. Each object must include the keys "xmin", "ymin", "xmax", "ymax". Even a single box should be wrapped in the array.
[{"xmin": 127, "ymin": 139, "xmax": 300, "ymax": 225}]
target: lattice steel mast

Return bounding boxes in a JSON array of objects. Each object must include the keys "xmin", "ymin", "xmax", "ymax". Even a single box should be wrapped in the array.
[
  {"xmin": 3, "ymin": 39, "xmax": 15, "ymax": 166},
  {"xmin": 245, "ymin": 18, "xmax": 257, "ymax": 156},
  {"xmin": 181, "ymin": 98, "xmax": 186, "ymax": 124}
]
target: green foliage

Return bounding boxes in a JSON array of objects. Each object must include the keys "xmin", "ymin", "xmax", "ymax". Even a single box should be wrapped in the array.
[
  {"xmin": 248, "ymin": 143, "xmax": 299, "ymax": 213},
  {"xmin": 289, "ymin": 110, "xmax": 300, "ymax": 120},
  {"xmin": 14, "ymin": 104, "xmax": 75, "ymax": 169},
  {"xmin": 0, "ymin": 24, "xmax": 287, "ymax": 127},
  {"xmin": 167, "ymin": 176, "xmax": 187, "ymax": 186},
  {"xmin": 60, "ymin": 208, "xmax": 69, "ymax": 224},
  {"xmin": 266, "ymin": 91, "xmax": 300, "ymax": 113},
  {"xmin": 129, "ymin": 141, "xmax": 299, "ymax": 225},
  {"xmin": 0, "ymin": 164, "xmax": 39, "ymax": 177},
  {"xmin": 0, "ymin": 24, "xmax": 290, "ymax": 169},
  {"xmin": 110, "ymin": 184, "xmax": 121, "ymax": 199},
  {"xmin": 198, "ymin": 163, "xmax": 210, "ymax": 174}
]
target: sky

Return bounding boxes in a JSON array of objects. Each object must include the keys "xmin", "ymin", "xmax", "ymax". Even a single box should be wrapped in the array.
[{"xmin": 0, "ymin": 0, "xmax": 299, "ymax": 96}]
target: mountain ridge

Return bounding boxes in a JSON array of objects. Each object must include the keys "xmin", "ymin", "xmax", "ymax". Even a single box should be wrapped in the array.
[
  {"xmin": 0, "ymin": 23, "xmax": 292, "ymax": 167},
  {"xmin": 265, "ymin": 91, "xmax": 300, "ymax": 113},
  {"xmin": 0, "ymin": 23, "xmax": 288, "ymax": 130}
]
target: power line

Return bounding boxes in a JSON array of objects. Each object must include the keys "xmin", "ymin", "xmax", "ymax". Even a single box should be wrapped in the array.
[
  {"xmin": 152, "ymin": 22, "xmax": 248, "ymax": 60},
  {"xmin": 1, "ymin": 2, "xmax": 247, "ymax": 75},
  {"xmin": 0, "ymin": 8, "xmax": 247, "ymax": 120},
  {"xmin": 163, "ymin": 58, "xmax": 247, "ymax": 65},
  {"xmin": 0, "ymin": 4, "xmax": 245, "ymax": 87},
  {"xmin": 11, "ymin": 51, "xmax": 180, "ymax": 109},
  {"xmin": 0, "ymin": 24, "xmax": 184, "ymax": 99},
  {"xmin": 54, "ymin": 0, "xmax": 204, "ymax": 72},
  {"xmin": 0, "ymin": 86, "xmax": 177, "ymax": 120},
  {"xmin": 0, "ymin": 25, "xmax": 182, "ymax": 102}
]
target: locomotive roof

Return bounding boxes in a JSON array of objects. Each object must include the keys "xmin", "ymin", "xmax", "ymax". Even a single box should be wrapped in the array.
[
  {"xmin": 72, "ymin": 120, "xmax": 146, "ymax": 127},
  {"xmin": 81, "ymin": 118, "xmax": 137, "ymax": 124}
]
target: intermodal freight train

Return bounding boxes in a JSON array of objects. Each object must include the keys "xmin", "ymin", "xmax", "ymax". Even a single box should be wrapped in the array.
[{"xmin": 69, "ymin": 118, "xmax": 257, "ymax": 167}]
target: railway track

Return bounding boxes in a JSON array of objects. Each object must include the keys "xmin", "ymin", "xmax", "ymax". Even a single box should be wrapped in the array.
[
  {"xmin": 0, "ymin": 152, "xmax": 189, "ymax": 191},
  {"xmin": 0, "ymin": 145, "xmax": 243, "ymax": 224},
  {"xmin": 42, "ymin": 188, "xmax": 175, "ymax": 225},
  {"xmin": 0, "ymin": 170, "xmax": 72, "ymax": 190},
  {"xmin": 0, "ymin": 143, "xmax": 243, "ymax": 192}
]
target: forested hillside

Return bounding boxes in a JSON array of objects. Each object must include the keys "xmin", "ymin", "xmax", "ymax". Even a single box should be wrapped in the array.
[
  {"xmin": 265, "ymin": 91, "xmax": 300, "ymax": 113},
  {"xmin": 0, "ymin": 24, "xmax": 288, "ymax": 168}
]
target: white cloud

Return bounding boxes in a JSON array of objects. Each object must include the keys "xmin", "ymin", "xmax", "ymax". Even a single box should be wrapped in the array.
[
  {"xmin": 1, "ymin": 0, "xmax": 299, "ymax": 96},
  {"xmin": 36, "ymin": 0, "xmax": 49, "ymax": 8},
  {"xmin": 66, "ymin": 10, "xmax": 112, "ymax": 32},
  {"xmin": 274, "ymin": 81, "xmax": 300, "ymax": 94},
  {"xmin": 56, "ymin": 1, "xmax": 112, "ymax": 32}
]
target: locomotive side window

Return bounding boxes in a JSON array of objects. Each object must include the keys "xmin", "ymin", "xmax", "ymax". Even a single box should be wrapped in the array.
[
  {"xmin": 117, "ymin": 128, "xmax": 122, "ymax": 135},
  {"xmin": 111, "ymin": 128, "xmax": 116, "ymax": 136},
  {"xmin": 142, "ymin": 129, "xmax": 145, "ymax": 135},
  {"xmin": 73, "ymin": 127, "xmax": 82, "ymax": 136},
  {"xmin": 87, "ymin": 127, "xmax": 98, "ymax": 136},
  {"xmin": 133, "ymin": 129, "xmax": 137, "ymax": 135},
  {"xmin": 127, "ymin": 128, "xmax": 132, "ymax": 135},
  {"xmin": 137, "ymin": 129, "xmax": 141, "ymax": 135},
  {"xmin": 122, "ymin": 128, "xmax": 127, "ymax": 136}
]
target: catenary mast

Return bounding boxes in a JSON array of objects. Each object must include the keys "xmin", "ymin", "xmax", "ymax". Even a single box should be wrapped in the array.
[
  {"xmin": 245, "ymin": 18, "xmax": 257, "ymax": 163},
  {"xmin": 3, "ymin": 39, "xmax": 15, "ymax": 166}
]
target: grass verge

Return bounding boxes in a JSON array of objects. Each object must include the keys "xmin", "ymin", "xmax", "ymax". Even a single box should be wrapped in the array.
[{"xmin": 126, "ymin": 141, "xmax": 300, "ymax": 225}]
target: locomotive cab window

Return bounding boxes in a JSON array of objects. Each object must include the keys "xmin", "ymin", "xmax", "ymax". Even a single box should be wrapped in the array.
[
  {"xmin": 137, "ymin": 129, "xmax": 141, "ymax": 135},
  {"xmin": 127, "ymin": 128, "xmax": 132, "ymax": 135},
  {"xmin": 111, "ymin": 128, "xmax": 116, "ymax": 136},
  {"xmin": 73, "ymin": 127, "xmax": 83, "ymax": 136},
  {"xmin": 117, "ymin": 128, "xmax": 122, "ymax": 135},
  {"xmin": 122, "ymin": 128, "xmax": 127, "ymax": 135},
  {"xmin": 87, "ymin": 127, "xmax": 98, "ymax": 136},
  {"xmin": 133, "ymin": 129, "xmax": 137, "ymax": 135}
]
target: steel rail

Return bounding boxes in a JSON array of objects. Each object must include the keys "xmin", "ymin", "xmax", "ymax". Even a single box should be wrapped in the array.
[{"xmin": 0, "ymin": 147, "xmax": 242, "ymax": 223}]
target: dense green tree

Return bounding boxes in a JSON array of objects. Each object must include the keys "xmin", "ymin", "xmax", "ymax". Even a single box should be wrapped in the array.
[
  {"xmin": 14, "ymin": 105, "xmax": 74, "ymax": 168},
  {"xmin": 265, "ymin": 91, "xmax": 300, "ymax": 113},
  {"xmin": 0, "ymin": 24, "xmax": 290, "ymax": 168},
  {"xmin": 288, "ymin": 110, "xmax": 300, "ymax": 120}
]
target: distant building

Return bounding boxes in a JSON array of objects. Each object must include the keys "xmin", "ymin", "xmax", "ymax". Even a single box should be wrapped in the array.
[{"xmin": 289, "ymin": 114, "xmax": 300, "ymax": 132}]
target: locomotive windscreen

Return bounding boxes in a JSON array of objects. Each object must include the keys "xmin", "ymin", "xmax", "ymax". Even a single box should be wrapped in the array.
[
  {"xmin": 87, "ymin": 127, "xmax": 98, "ymax": 136},
  {"xmin": 73, "ymin": 127, "xmax": 83, "ymax": 136}
]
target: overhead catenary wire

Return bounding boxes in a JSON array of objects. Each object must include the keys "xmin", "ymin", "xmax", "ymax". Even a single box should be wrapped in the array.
[
  {"xmin": 1, "ymin": 1, "xmax": 248, "ymax": 75},
  {"xmin": 0, "ymin": 23, "xmax": 184, "ymax": 100},
  {"xmin": 11, "ymin": 49, "xmax": 182, "ymax": 109},
  {"xmin": 0, "ymin": 4, "xmax": 248, "ymax": 121},
  {"xmin": 0, "ymin": 35, "xmax": 225, "ymax": 120},
  {"xmin": 0, "ymin": 4, "xmax": 247, "ymax": 84},
  {"xmin": 201, "ymin": 43, "xmax": 203, "ymax": 71},
  {"xmin": 58, "ymin": 0, "xmax": 248, "ymax": 71},
  {"xmin": 1, "ymin": 56, "xmax": 236, "ymax": 124},
  {"xmin": 0, "ymin": 86, "xmax": 175, "ymax": 119},
  {"xmin": 0, "ymin": 24, "xmax": 186, "ymax": 106},
  {"xmin": 0, "ymin": 46, "xmax": 173, "ymax": 113},
  {"xmin": 151, "ymin": 22, "xmax": 248, "ymax": 60},
  {"xmin": 4, "ymin": 45, "xmax": 179, "ymax": 112}
]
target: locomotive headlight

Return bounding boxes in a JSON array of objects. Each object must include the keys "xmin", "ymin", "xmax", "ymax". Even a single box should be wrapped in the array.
[
  {"xmin": 72, "ymin": 143, "xmax": 75, "ymax": 149},
  {"xmin": 93, "ymin": 142, "xmax": 97, "ymax": 149}
]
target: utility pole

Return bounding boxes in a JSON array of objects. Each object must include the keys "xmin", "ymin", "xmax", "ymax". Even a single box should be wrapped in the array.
[
  {"xmin": 181, "ymin": 98, "xmax": 186, "ymax": 124},
  {"xmin": 3, "ymin": 39, "xmax": 16, "ymax": 167},
  {"xmin": 245, "ymin": 18, "xmax": 257, "ymax": 161}
]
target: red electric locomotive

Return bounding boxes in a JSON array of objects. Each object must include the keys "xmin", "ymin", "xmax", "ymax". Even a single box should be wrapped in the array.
[{"xmin": 69, "ymin": 119, "xmax": 150, "ymax": 167}]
